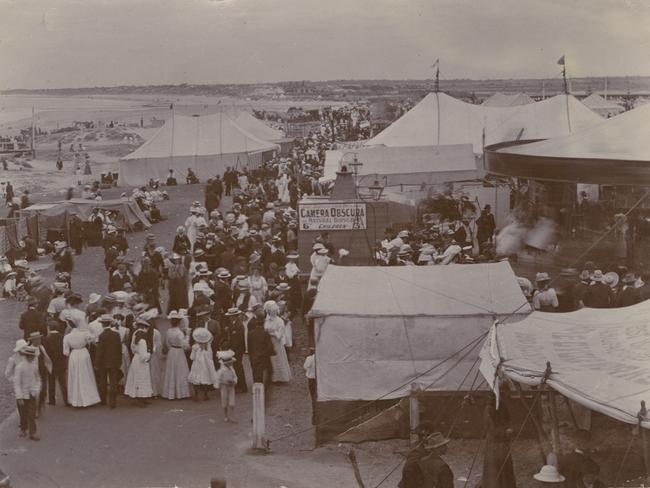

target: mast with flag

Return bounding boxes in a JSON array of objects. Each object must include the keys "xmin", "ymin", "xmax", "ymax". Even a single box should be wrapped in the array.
[
  {"xmin": 432, "ymin": 58, "xmax": 440, "ymax": 93},
  {"xmin": 557, "ymin": 55, "xmax": 572, "ymax": 131},
  {"xmin": 557, "ymin": 55, "xmax": 568, "ymax": 94}
]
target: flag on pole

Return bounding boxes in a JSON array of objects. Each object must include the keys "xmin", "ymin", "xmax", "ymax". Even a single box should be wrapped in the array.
[{"xmin": 557, "ymin": 55, "xmax": 565, "ymax": 66}]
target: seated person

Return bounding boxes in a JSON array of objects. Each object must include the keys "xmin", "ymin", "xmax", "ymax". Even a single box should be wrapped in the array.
[
  {"xmin": 186, "ymin": 168, "xmax": 199, "ymax": 184},
  {"xmin": 166, "ymin": 169, "xmax": 178, "ymax": 186}
]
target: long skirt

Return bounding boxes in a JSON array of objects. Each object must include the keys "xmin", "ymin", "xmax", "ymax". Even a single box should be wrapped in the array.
[
  {"xmin": 150, "ymin": 350, "xmax": 163, "ymax": 396},
  {"xmin": 269, "ymin": 337, "xmax": 291, "ymax": 383},
  {"xmin": 120, "ymin": 344, "xmax": 131, "ymax": 385},
  {"xmin": 125, "ymin": 356, "xmax": 153, "ymax": 398},
  {"xmin": 167, "ymin": 278, "xmax": 189, "ymax": 313},
  {"xmin": 67, "ymin": 348, "xmax": 101, "ymax": 407},
  {"xmin": 162, "ymin": 348, "xmax": 191, "ymax": 399}
]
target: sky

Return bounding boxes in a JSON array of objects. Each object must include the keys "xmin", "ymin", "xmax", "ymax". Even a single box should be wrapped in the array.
[{"xmin": 1, "ymin": 0, "xmax": 649, "ymax": 89}]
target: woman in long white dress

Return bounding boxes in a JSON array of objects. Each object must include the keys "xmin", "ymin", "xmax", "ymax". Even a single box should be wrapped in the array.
[
  {"xmin": 161, "ymin": 314, "xmax": 191, "ymax": 400},
  {"xmin": 247, "ymin": 266, "xmax": 268, "ymax": 305},
  {"xmin": 124, "ymin": 320, "xmax": 153, "ymax": 406},
  {"xmin": 63, "ymin": 317, "xmax": 101, "ymax": 407},
  {"xmin": 263, "ymin": 300, "xmax": 292, "ymax": 383}
]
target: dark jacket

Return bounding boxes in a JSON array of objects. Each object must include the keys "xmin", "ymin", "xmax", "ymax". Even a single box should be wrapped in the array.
[
  {"xmin": 582, "ymin": 282, "xmax": 612, "ymax": 308},
  {"xmin": 247, "ymin": 321, "xmax": 274, "ymax": 365},
  {"xmin": 42, "ymin": 331, "xmax": 66, "ymax": 370},
  {"xmin": 95, "ymin": 328, "xmax": 123, "ymax": 369},
  {"xmin": 559, "ymin": 450, "xmax": 596, "ymax": 488},
  {"xmin": 19, "ymin": 309, "xmax": 47, "ymax": 340},
  {"xmin": 615, "ymin": 286, "xmax": 639, "ymax": 308}
]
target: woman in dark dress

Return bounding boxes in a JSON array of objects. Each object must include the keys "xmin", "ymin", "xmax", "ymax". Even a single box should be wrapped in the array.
[
  {"xmin": 166, "ymin": 253, "xmax": 189, "ymax": 313},
  {"xmin": 135, "ymin": 258, "xmax": 161, "ymax": 312}
]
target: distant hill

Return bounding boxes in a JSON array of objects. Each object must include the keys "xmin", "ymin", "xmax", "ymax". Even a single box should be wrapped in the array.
[{"xmin": 4, "ymin": 76, "xmax": 650, "ymax": 100}]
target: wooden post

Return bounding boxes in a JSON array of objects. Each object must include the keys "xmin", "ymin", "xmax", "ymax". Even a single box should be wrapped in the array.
[
  {"xmin": 639, "ymin": 401, "xmax": 649, "ymax": 480},
  {"xmin": 409, "ymin": 383, "xmax": 420, "ymax": 446},
  {"xmin": 548, "ymin": 388, "xmax": 561, "ymax": 464},
  {"xmin": 252, "ymin": 383, "xmax": 266, "ymax": 450}
]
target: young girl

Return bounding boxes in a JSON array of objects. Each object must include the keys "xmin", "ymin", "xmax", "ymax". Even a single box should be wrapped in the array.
[
  {"xmin": 214, "ymin": 350, "xmax": 237, "ymax": 423},
  {"xmin": 188, "ymin": 328, "xmax": 217, "ymax": 401}
]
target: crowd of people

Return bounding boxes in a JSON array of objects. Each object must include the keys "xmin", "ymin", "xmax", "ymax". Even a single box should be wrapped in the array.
[
  {"xmin": 2, "ymin": 150, "xmax": 344, "ymax": 442},
  {"xmin": 376, "ymin": 204, "xmax": 497, "ymax": 266},
  {"xmin": 520, "ymin": 261, "xmax": 650, "ymax": 312}
]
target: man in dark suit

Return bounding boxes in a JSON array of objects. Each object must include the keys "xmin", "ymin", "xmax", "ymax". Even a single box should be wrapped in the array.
[
  {"xmin": 559, "ymin": 429, "xmax": 598, "ymax": 488},
  {"xmin": 222, "ymin": 308, "xmax": 248, "ymax": 393},
  {"xmin": 42, "ymin": 320, "xmax": 68, "ymax": 406},
  {"xmin": 94, "ymin": 315, "xmax": 123, "ymax": 408},
  {"xmin": 615, "ymin": 273, "xmax": 640, "ymax": 307},
  {"xmin": 247, "ymin": 305, "xmax": 273, "ymax": 401}
]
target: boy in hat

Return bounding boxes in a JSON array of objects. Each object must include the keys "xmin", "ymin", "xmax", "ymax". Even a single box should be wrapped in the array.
[
  {"xmin": 214, "ymin": 350, "xmax": 238, "ymax": 423},
  {"xmin": 13, "ymin": 346, "xmax": 41, "ymax": 440}
]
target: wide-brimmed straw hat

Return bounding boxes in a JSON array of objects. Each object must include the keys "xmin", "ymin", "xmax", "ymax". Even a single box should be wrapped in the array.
[
  {"xmin": 533, "ymin": 464, "xmax": 565, "ymax": 483},
  {"xmin": 192, "ymin": 327, "xmax": 213, "ymax": 344}
]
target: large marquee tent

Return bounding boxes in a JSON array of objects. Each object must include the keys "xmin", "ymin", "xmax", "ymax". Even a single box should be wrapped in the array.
[
  {"xmin": 309, "ymin": 262, "xmax": 531, "ymax": 402},
  {"xmin": 480, "ymin": 299, "xmax": 650, "ymax": 428},
  {"xmin": 119, "ymin": 113, "xmax": 280, "ymax": 186},
  {"xmin": 365, "ymin": 92, "xmax": 603, "ymax": 153},
  {"xmin": 321, "ymin": 144, "xmax": 480, "ymax": 186},
  {"xmin": 484, "ymin": 101, "xmax": 650, "ymax": 185}
]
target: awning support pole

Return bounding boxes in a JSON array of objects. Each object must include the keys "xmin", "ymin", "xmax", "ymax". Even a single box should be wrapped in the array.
[
  {"xmin": 639, "ymin": 401, "xmax": 649, "ymax": 480},
  {"xmin": 409, "ymin": 382, "xmax": 421, "ymax": 447},
  {"xmin": 545, "ymin": 362, "xmax": 561, "ymax": 464}
]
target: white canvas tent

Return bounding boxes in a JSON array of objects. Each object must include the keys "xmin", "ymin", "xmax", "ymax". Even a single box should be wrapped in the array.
[
  {"xmin": 309, "ymin": 262, "xmax": 531, "ymax": 402},
  {"xmin": 232, "ymin": 111, "xmax": 286, "ymax": 142},
  {"xmin": 119, "ymin": 113, "xmax": 280, "ymax": 186},
  {"xmin": 482, "ymin": 92, "xmax": 534, "ymax": 107},
  {"xmin": 582, "ymin": 93, "xmax": 624, "ymax": 118},
  {"xmin": 480, "ymin": 300, "xmax": 650, "ymax": 428},
  {"xmin": 321, "ymin": 144, "xmax": 480, "ymax": 185},
  {"xmin": 365, "ymin": 92, "xmax": 603, "ymax": 153},
  {"xmin": 484, "ymin": 101, "xmax": 650, "ymax": 184}
]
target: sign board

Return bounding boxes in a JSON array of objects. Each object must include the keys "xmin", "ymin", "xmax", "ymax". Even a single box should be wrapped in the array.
[{"xmin": 299, "ymin": 202, "xmax": 367, "ymax": 231}]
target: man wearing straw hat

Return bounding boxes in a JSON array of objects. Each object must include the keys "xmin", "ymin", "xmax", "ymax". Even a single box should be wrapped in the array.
[{"xmin": 13, "ymin": 345, "xmax": 41, "ymax": 440}]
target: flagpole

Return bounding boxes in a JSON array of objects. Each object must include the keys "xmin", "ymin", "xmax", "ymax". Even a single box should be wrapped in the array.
[{"xmin": 558, "ymin": 55, "xmax": 572, "ymax": 132}]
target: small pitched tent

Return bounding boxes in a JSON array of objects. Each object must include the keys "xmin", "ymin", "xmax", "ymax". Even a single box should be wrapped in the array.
[
  {"xmin": 321, "ymin": 144, "xmax": 479, "ymax": 186},
  {"xmin": 484, "ymin": 101, "xmax": 650, "ymax": 184},
  {"xmin": 480, "ymin": 299, "xmax": 650, "ymax": 428},
  {"xmin": 581, "ymin": 93, "xmax": 624, "ymax": 118},
  {"xmin": 482, "ymin": 92, "xmax": 534, "ymax": 107},
  {"xmin": 119, "ymin": 113, "xmax": 280, "ymax": 186},
  {"xmin": 365, "ymin": 92, "xmax": 603, "ymax": 153},
  {"xmin": 309, "ymin": 262, "xmax": 530, "ymax": 402}
]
